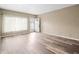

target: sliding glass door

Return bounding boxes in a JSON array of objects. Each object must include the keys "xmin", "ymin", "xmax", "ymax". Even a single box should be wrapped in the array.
[
  {"xmin": 35, "ymin": 18, "xmax": 40, "ymax": 32},
  {"xmin": 30, "ymin": 17, "xmax": 41, "ymax": 32}
]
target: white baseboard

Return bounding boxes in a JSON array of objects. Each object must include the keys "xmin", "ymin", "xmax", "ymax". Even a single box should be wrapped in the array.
[
  {"xmin": 1, "ymin": 31, "xmax": 30, "ymax": 38},
  {"xmin": 55, "ymin": 35, "xmax": 79, "ymax": 41},
  {"xmin": 43, "ymin": 33, "xmax": 79, "ymax": 41}
]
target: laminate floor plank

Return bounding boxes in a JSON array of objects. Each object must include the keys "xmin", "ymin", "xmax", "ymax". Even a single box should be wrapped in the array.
[{"xmin": 0, "ymin": 32, "xmax": 79, "ymax": 54}]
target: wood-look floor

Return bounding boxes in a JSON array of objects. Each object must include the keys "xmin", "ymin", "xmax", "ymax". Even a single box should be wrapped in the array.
[{"xmin": 0, "ymin": 32, "xmax": 79, "ymax": 54}]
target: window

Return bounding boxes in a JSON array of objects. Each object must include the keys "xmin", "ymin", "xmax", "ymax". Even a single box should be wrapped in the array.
[
  {"xmin": 15, "ymin": 17, "xmax": 28, "ymax": 31},
  {"xmin": 2, "ymin": 14, "xmax": 28, "ymax": 33},
  {"xmin": 35, "ymin": 18, "xmax": 40, "ymax": 32}
]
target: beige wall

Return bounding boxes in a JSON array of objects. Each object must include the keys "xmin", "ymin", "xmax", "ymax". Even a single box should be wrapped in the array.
[
  {"xmin": 40, "ymin": 5, "xmax": 79, "ymax": 40},
  {"xmin": 0, "ymin": 9, "xmax": 2, "ymax": 36},
  {"xmin": 0, "ymin": 15, "xmax": 2, "ymax": 36},
  {"xmin": 0, "ymin": 9, "xmax": 3, "ymax": 39},
  {"xmin": 0, "ymin": 9, "xmax": 3, "ymax": 51}
]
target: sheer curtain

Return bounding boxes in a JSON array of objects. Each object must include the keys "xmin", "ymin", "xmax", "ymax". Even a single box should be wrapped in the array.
[{"xmin": 2, "ymin": 14, "xmax": 28, "ymax": 33}]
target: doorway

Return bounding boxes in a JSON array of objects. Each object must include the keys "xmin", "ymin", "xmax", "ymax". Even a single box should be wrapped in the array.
[{"xmin": 30, "ymin": 16, "xmax": 41, "ymax": 32}]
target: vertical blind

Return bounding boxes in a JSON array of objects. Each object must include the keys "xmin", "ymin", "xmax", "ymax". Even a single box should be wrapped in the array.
[{"xmin": 2, "ymin": 14, "xmax": 28, "ymax": 33}]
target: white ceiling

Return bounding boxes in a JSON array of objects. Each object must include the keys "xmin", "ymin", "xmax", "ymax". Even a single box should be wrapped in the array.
[{"xmin": 0, "ymin": 4, "xmax": 74, "ymax": 15}]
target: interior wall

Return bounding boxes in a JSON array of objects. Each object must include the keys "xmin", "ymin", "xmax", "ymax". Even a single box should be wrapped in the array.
[
  {"xmin": 40, "ymin": 5, "xmax": 79, "ymax": 40},
  {"xmin": 0, "ymin": 9, "xmax": 2, "ymax": 37},
  {"xmin": 0, "ymin": 9, "xmax": 3, "ymax": 52},
  {"xmin": 0, "ymin": 15, "xmax": 2, "ymax": 36}
]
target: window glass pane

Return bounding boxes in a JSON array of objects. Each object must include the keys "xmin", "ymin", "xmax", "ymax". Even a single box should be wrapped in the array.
[
  {"xmin": 15, "ymin": 17, "xmax": 28, "ymax": 31},
  {"xmin": 3, "ymin": 15, "xmax": 28, "ymax": 33},
  {"xmin": 29, "ymin": 17, "xmax": 40, "ymax": 32},
  {"xmin": 30, "ymin": 18, "xmax": 35, "ymax": 32},
  {"xmin": 3, "ymin": 16, "xmax": 16, "ymax": 32},
  {"xmin": 35, "ymin": 18, "xmax": 40, "ymax": 32}
]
